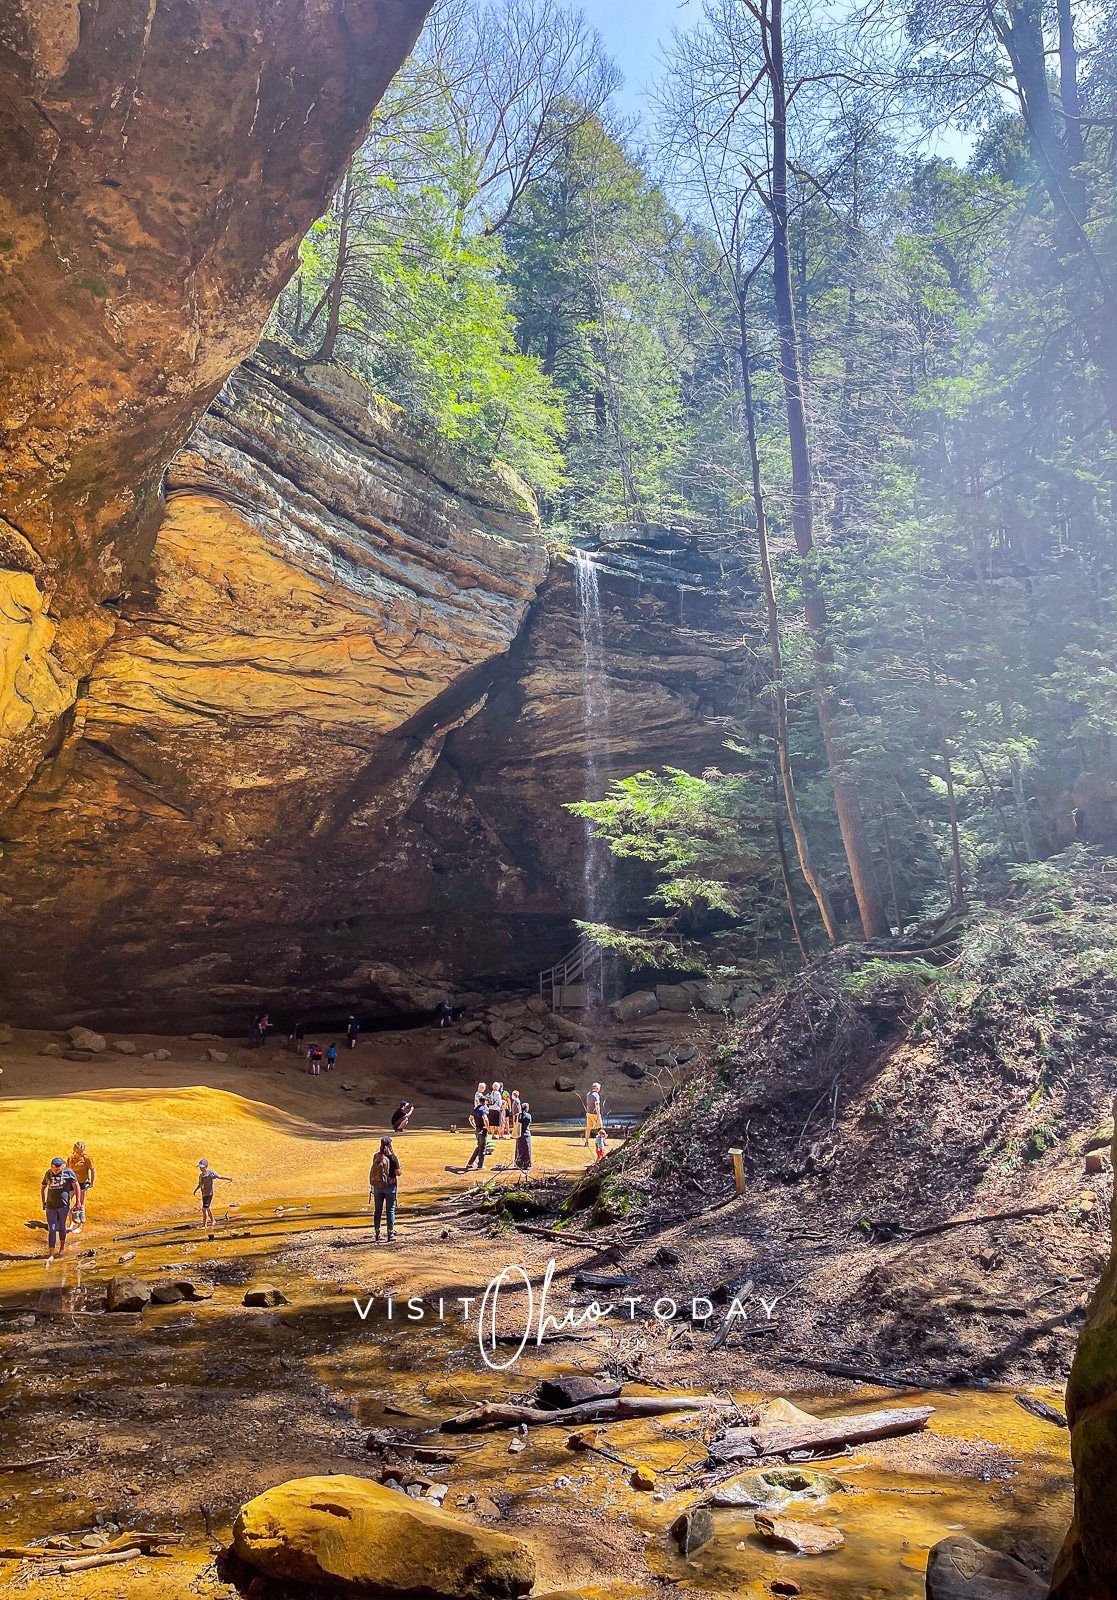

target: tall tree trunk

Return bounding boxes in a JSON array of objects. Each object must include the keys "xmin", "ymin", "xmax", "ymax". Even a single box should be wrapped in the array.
[
  {"xmin": 942, "ymin": 746, "xmax": 965, "ymax": 907},
  {"xmin": 880, "ymin": 808, "xmax": 904, "ymax": 935},
  {"xmin": 766, "ymin": 0, "xmax": 890, "ymax": 939},
  {"xmin": 317, "ymin": 165, "xmax": 355, "ymax": 363},
  {"xmin": 739, "ymin": 301, "xmax": 839, "ymax": 944}
]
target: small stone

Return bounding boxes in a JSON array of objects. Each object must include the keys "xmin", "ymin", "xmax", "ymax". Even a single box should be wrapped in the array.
[
  {"xmin": 508, "ymin": 1437, "xmax": 527, "ymax": 1453},
  {"xmin": 111, "ymin": 1040, "xmax": 137, "ymax": 1054},
  {"xmin": 443, "ymin": 1038, "xmax": 473, "ymax": 1054},
  {"xmin": 753, "ymin": 1513, "xmax": 844, "ymax": 1554},
  {"xmin": 205, "ymin": 1048, "xmax": 229, "ymax": 1063},
  {"xmin": 341, "ymin": 1081, "xmax": 357, "ymax": 1090},
  {"xmin": 150, "ymin": 1283, "xmax": 185, "ymax": 1305},
  {"xmin": 243, "ymin": 1285, "xmax": 288, "ymax": 1307},
  {"xmin": 190, "ymin": 1033, "xmax": 223, "ymax": 1041},
  {"xmin": 1084, "ymin": 1152, "xmax": 1105, "ymax": 1173},
  {"xmin": 630, "ymin": 1467, "xmax": 656, "ymax": 1490},
  {"xmin": 40, "ymin": 1042, "xmax": 64, "ymax": 1057},
  {"xmin": 81, "ymin": 1532, "xmax": 111, "ymax": 1548},
  {"xmin": 106, "ymin": 1276, "xmax": 153, "ymax": 1313},
  {"xmin": 64, "ymin": 1049, "xmax": 96, "ymax": 1061},
  {"xmin": 770, "ymin": 1583, "xmax": 801, "ymax": 1597},
  {"xmin": 670, "ymin": 1507, "xmax": 715, "ymax": 1555},
  {"xmin": 554, "ymin": 1476, "xmax": 572, "ymax": 1489},
  {"xmin": 154, "ymin": 1048, "xmax": 171, "ymax": 1060},
  {"xmin": 676, "ymin": 1046, "xmax": 697, "ymax": 1064},
  {"xmin": 67, "ymin": 1026, "xmax": 107, "ymax": 1052},
  {"xmin": 118, "ymin": 1252, "xmax": 136, "ymax": 1264},
  {"xmin": 653, "ymin": 1246, "xmax": 681, "ymax": 1266}
]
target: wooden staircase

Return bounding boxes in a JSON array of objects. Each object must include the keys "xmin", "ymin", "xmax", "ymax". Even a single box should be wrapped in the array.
[{"xmin": 538, "ymin": 936, "xmax": 603, "ymax": 1011}]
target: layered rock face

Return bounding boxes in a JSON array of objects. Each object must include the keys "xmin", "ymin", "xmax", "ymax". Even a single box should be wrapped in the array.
[
  {"xmin": 1051, "ymin": 1101, "xmax": 1117, "ymax": 1600},
  {"xmin": 0, "ymin": 351, "xmax": 548, "ymax": 1025},
  {"xmin": 0, "ymin": 354, "xmax": 757, "ymax": 1028},
  {"xmin": 0, "ymin": 0, "xmax": 431, "ymax": 809}
]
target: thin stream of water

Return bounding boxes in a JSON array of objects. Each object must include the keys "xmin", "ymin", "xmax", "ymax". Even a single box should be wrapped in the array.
[{"xmin": 575, "ymin": 549, "xmax": 612, "ymax": 925}]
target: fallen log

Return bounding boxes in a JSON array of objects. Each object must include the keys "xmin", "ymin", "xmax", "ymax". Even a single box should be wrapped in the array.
[
  {"xmin": 52, "ymin": 1549, "xmax": 144, "ymax": 1574},
  {"xmin": 442, "ymin": 1394, "xmax": 731, "ymax": 1433},
  {"xmin": 1015, "ymin": 1394, "xmax": 1067, "ymax": 1428},
  {"xmin": 573, "ymin": 1272, "xmax": 635, "ymax": 1289},
  {"xmin": 709, "ymin": 1404, "xmax": 935, "ymax": 1464},
  {"xmin": 513, "ymin": 1224, "xmax": 631, "ymax": 1251},
  {"xmin": 0, "ymin": 1455, "xmax": 61, "ymax": 1473},
  {"xmin": 900, "ymin": 1205, "xmax": 1057, "ymax": 1242}
]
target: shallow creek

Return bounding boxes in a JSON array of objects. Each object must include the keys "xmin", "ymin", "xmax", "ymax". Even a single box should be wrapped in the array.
[{"xmin": 0, "ymin": 1186, "xmax": 1072, "ymax": 1597}]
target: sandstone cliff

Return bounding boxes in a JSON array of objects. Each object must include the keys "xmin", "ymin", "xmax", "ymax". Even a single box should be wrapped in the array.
[
  {"xmin": 0, "ymin": 351, "xmax": 758, "ymax": 1027},
  {"xmin": 0, "ymin": 0, "xmax": 431, "ymax": 811},
  {"xmin": 1051, "ymin": 1100, "xmax": 1117, "ymax": 1600}
]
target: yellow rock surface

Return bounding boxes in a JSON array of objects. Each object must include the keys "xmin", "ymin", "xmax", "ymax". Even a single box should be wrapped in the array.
[{"xmin": 232, "ymin": 1474, "xmax": 535, "ymax": 1597}]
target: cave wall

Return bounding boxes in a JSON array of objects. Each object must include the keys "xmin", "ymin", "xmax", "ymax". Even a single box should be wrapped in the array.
[
  {"xmin": 0, "ymin": 0, "xmax": 432, "ymax": 810},
  {"xmin": 0, "ymin": 353, "xmax": 760, "ymax": 1028}
]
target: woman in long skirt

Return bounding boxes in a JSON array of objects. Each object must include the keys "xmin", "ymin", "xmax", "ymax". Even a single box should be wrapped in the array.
[{"xmin": 514, "ymin": 1101, "xmax": 533, "ymax": 1170}]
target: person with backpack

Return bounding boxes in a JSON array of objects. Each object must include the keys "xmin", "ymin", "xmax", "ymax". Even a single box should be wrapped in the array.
[
  {"xmin": 67, "ymin": 1141, "xmax": 95, "ymax": 1226},
  {"xmin": 193, "ymin": 1159, "xmax": 233, "ymax": 1227},
  {"xmin": 369, "ymin": 1137, "xmax": 401, "ymax": 1243},
  {"xmin": 306, "ymin": 1043, "xmax": 323, "ymax": 1076},
  {"xmin": 465, "ymin": 1099, "xmax": 489, "ymax": 1171},
  {"xmin": 40, "ymin": 1157, "xmax": 80, "ymax": 1258},
  {"xmin": 325, "ymin": 1044, "xmax": 337, "ymax": 1070},
  {"xmin": 515, "ymin": 1101, "xmax": 533, "ymax": 1171}
]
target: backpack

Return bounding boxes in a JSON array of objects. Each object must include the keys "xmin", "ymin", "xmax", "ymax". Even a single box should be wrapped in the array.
[{"xmin": 372, "ymin": 1151, "xmax": 395, "ymax": 1187}]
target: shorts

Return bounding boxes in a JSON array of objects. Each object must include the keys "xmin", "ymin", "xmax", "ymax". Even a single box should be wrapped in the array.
[
  {"xmin": 585, "ymin": 1112, "xmax": 602, "ymax": 1133},
  {"xmin": 487, "ymin": 1109, "xmax": 501, "ymax": 1128}
]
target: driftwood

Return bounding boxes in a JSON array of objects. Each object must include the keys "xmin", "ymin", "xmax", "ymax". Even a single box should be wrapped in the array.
[
  {"xmin": 442, "ymin": 1394, "xmax": 731, "ymax": 1433},
  {"xmin": 709, "ymin": 1404, "xmax": 935, "ymax": 1464},
  {"xmin": 0, "ymin": 1455, "xmax": 61, "ymax": 1473},
  {"xmin": 0, "ymin": 1532, "xmax": 182, "ymax": 1562},
  {"xmin": 53, "ymin": 1549, "xmax": 144, "ymax": 1574},
  {"xmin": 1016, "ymin": 1394, "xmax": 1067, "ymax": 1428}
]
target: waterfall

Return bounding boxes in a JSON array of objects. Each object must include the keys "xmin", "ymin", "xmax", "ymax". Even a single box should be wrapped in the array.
[{"xmin": 575, "ymin": 549, "xmax": 612, "ymax": 922}]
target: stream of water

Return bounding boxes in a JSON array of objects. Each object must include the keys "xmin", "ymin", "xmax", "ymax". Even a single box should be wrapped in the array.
[{"xmin": 575, "ymin": 548, "xmax": 612, "ymax": 926}]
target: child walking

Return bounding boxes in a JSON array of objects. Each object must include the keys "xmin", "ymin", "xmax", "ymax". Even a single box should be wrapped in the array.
[{"xmin": 193, "ymin": 1159, "xmax": 233, "ymax": 1227}]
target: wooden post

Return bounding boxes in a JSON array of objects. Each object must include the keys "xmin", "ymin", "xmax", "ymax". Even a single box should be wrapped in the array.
[{"xmin": 730, "ymin": 1149, "xmax": 745, "ymax": 1195}]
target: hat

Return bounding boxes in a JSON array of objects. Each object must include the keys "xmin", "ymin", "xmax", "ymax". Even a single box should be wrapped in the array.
[
  {"xmin": 198, "ymin": 1159, "xmax": 210, "ymax": 1169},
  {"xmin": 50, "ymin": 1157, "xmax": 64, "ymax": 1168}
]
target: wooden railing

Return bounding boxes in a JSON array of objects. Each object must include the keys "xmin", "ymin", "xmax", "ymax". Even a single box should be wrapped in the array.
[{"xmin": 538, "ymin": 936, "xmax": 603, "ymax": 1011}]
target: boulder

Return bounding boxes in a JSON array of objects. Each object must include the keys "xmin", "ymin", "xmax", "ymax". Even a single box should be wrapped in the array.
[
  {"xmin": 928, "ymin": 1536, "xmax": 1046, "ymax": 1599},
  {"xmin": 244, "ymin": 1286, "xmax": 289, "ymax": 1307},
  {"xmin": 150, "ymin": 1283, "xmax": 186, "ymax": 1305},
  {"xmin": 753, "ymin": 1513, "xmax": 843, "ymax": 1554},
  {"xmin": 620, "ymin": 1060, "xmax": 648, "ymax": 1080},
  {"xmin": 557, "ymin": 1041, "xmax": 579, "ymax": 1060},
  {"xmin": 40, "ymin": 1043, "xmax": 64, "ymax": 1057},
  {"xmin": 611, "ymin": 991, "xmax": 659, "ymax": 1023},
  {"xmin": 697, "ymin": 984, "xmax": 734, "ymax": 1011},
  {"xmin": 554, "ymin": 1077, "xmax": 577, "ymax": 1092},
  {"xmin": 460, "ymin": 1021, "xmax": 483, "ymax": 1035},
  {"xmin": 537, "ymin": 1376, "xmax": 621, "ymax": 1410},
  {"xmin": 174, "ymin": 1278, "xmax": 215, "ymax": 1301},
  {"xmin": 232, "ymin": 1474, "xmax": 535, "ymax": 1597},
  {"xmin": 729, "ymin": 992, "xmax": 757, "ymax": 1017},
  {"xmin": 487, "ymin": 1021, "xmax": 513, "ymax": 1046},
  {"xmin": 440, "ymin": 1038, "xmax": 473, "ymax": 1054},
  {"xmin": 630, "ymin": 1466, "xmax": 655, "ymax": 1490},
  {"xmin": 506, "ymin": 1036, "xmax": 545, "ymax": 1060},
  {"xmin": 677, "ymin": 1046, "xmax": 697, "ymax": 1064},
  {"xmin": 656, "ymin": 982, "xmax": 703, "ymax": 1012},
  {"xmin": 546, "ymin": 1014, "xmax": 589, "ymax": 1045},
  {"xmin": 526, "ymin": 996, "xmax": 550, "ymax": 1016},
  {"xmin": 67, "ymin": 1026, "xmax": 106, "ymax": 1052},
  {"xmin": 106, "ymin": 1277, "xmax": 153, "ymax": 1313},
  {"xmin": 205, "ymin": 1048, "xmax": 229, "ymax": 1063},
  {"xmin": 705, "ymin": 1467, "xmax": 846, "ymax": 1510},
  {"xmin": 143, "ymin": 1049, "xmax": 172, "ymax": 1061},
  {"xmin": 111, "ymin": 1040, "xmax": 137, "ymax": 1055}
]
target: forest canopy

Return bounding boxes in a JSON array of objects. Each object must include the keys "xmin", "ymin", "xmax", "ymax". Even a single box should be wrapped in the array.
[{"xmin": 271, "ymin": 0, "xmax": 1117, "ymax": 975}]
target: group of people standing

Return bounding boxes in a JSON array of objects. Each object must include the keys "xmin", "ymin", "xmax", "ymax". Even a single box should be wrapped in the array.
[
  {"xmin": 465, "ymin": 1082, "xmax": 533, "ymax": 1172},
  {"xmin": 39, "ymin": 1142, "xmax": 95, "ymax": 1258}
]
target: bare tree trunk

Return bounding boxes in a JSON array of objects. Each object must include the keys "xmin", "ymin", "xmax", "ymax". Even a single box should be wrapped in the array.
[
  {"xmin": 774, "ymin": 808, "xmax": 809, "ymax": 964},
  {"xmin": 317, "ymin": 165, "xmax": 356, "ymax": 363},
  {"xmin": 942, "ymin": 746, "xmax": 965, "ymax": 907},
  {"xmin": 1010, "ymin": 756, "xmax": 1037, "ymax": 861},
  {"xmin": 739, "ymin": 302, "xmax": 839, "ymax": 944},
  {"xmin": 766, "ymin": 0, "xmax": 889, "ymax": 939},
  {"xmin": 880, "ymin": 808, "xmax": 904, "ymax": 935}
]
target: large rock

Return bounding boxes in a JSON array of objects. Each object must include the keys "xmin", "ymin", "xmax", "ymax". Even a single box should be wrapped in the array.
[
  {"xmin": 612, "ymin": 991, "xmax": 659, "ymax": 1024},
  {"xmin": 546, "ymin": 1013, "xmax": 589, "ymax": 1045},
  {"xmin": 232, "ymin": 1474, "xmax": 535, "ymax": 1597},
  {"xmin": 928, "ymin": 1536, "xmax": 1046, "ymax": 1599},
  {"xmin": 0, "ymin": 0, "xmax": 431, "ymax": 813},
  {"xmin": 656, "ymin": 982, "xmax": 704, "ymax": 1012},
  {"xmin": 67, "ymin": 1026, "xmax": 106, "ymax": 1053},
  {"xmin": 506, "ymin": 1035, "xmax": 545, "ymax": 1060},
  {"xmin": 106, "ymin": 1276, "xmax": 152, "ymax": 1313},
  {"xmin": 1050, "ymin": 1098, "xmax": 1117, "ymax": 1600}
]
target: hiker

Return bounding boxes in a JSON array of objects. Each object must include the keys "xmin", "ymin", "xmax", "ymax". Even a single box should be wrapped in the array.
[
  {"xmin": 515, "ymin": 1100, "xmax": 533, "ymax": 1170},
  {"xmin": 465, "ymin": 1099, "xmax": 489, "ymax": 1171},
  {"xmin": 193, "ymin": 1159, "xmax": 232, "ymax": 1228},
  {"xmin": 474, "ymin": 1081, "xmax": 487, "ymax": 1108},
  {"xmin": 326, "ymin": 1044, "xmax": 337, "ymax": 1070},
  {"xmin": 593, "ymin": 1124, "xmax": 608, "ymax": 1161},
  {"xmin": 487, "ymin": 1081, "xmax": 503, "ymax": 1137},
  {"xmin": 306, "ymin": 1042, "xmax": 323, "ymax": 1076},
  {"xmin": 391, "ymin": 1100, "xmax": 414, "ymax": 1133},
  {"xmin": 68, "ymin": 1141, "xmax": 95, "ymax": 1226},
  {"xmin": 258, "ymin": 1012, "xmax": 272, "ymax": 1045},
  {"xmin": 509, "ymin": 1089, "xmax": 522, "ymax": 1136},
  {"xmin": 583, "ymin": 1083, "xmax": 603, "ymax": 1146},
  {"xmin": 437, "ymin": 999, "xmax": 453, "ymax": 1028},
  {"xmin": 289, "ymin": 1019, "xmax": 305, "ymax": 1052},
  {"xmin": 501, "ymin": 1085, "xmax": 512, "ymax": 1137},
  {"xmin": 346, "ymin": 1015, "xmax": 360, "ymax": 1050},
  {"xmin": 40, "ymin": 1157, "xmax": 80, "ymax": 1258},
  {"xmin": 369, "ymin": 1137, "xmax": 401, "ymax": 1243}
]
